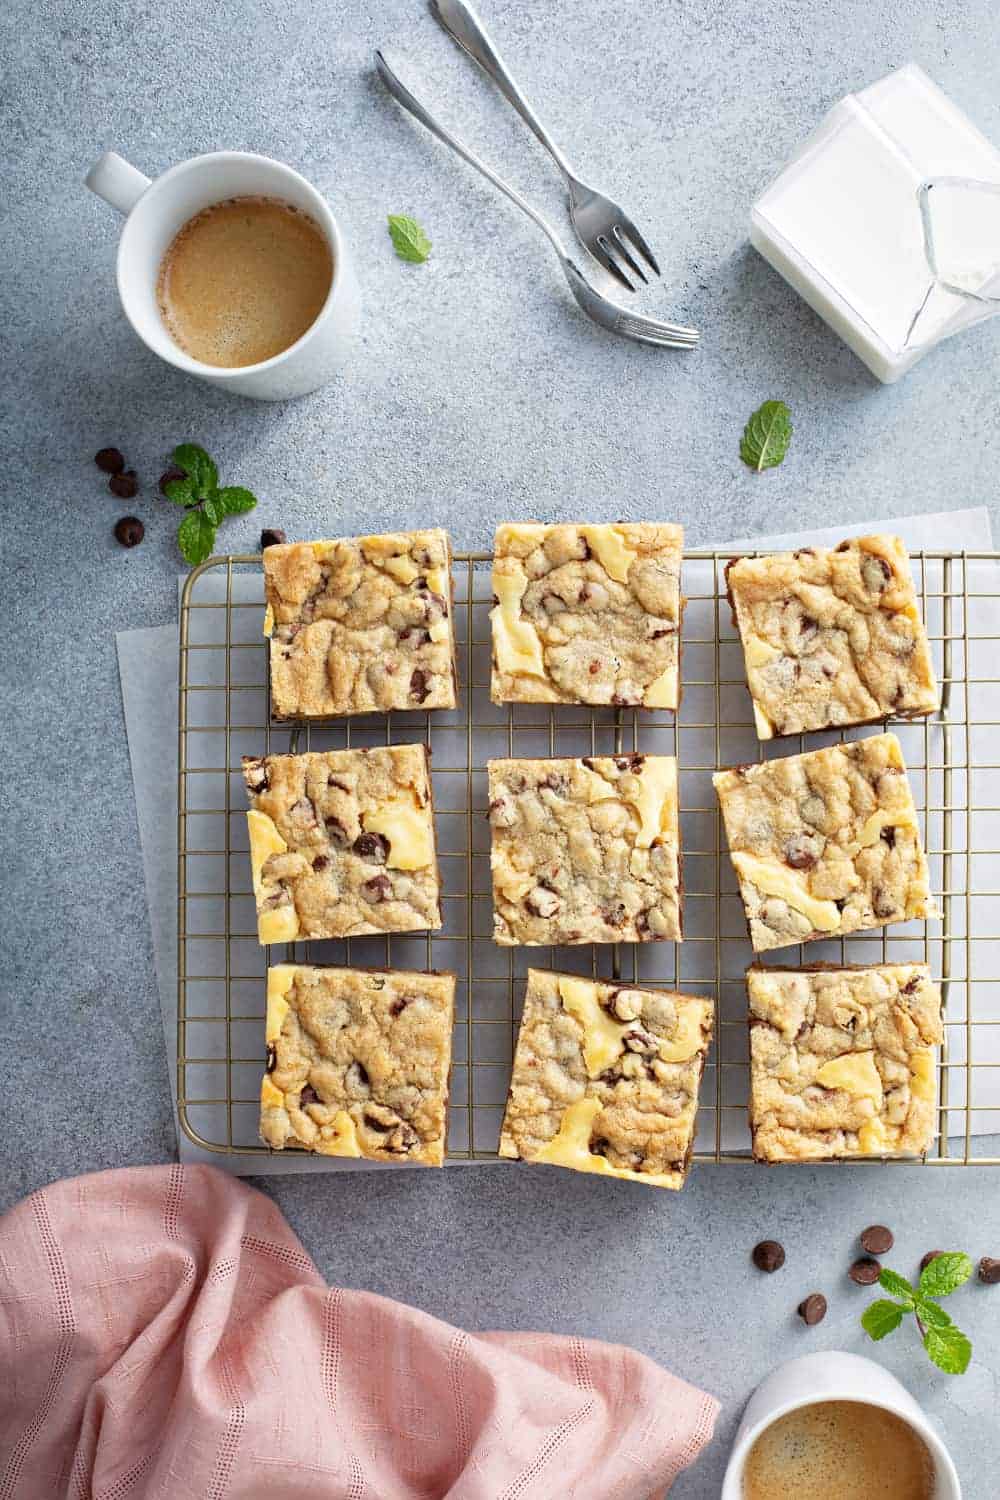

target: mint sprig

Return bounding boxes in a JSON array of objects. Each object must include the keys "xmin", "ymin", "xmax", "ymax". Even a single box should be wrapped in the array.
[
  {"xmin": 164, "ymin": 443, "xmax": 258, "ymax": 565},
  {"xmin": 740, "ymin": 399, "xmax": 792, "ymax": 472},
  {"xmin": 861, "ymin": 1255, "xmax": 973, "ymax": 1374},
  {"xmin": 388, "ymin": 213, "xmax": 431, "ymax": 264}
]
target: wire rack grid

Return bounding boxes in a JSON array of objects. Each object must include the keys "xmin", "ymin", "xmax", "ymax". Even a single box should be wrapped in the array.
[{"xmin": 176, "ymin": 548, "xmax": 1000, "ymax": 1167}]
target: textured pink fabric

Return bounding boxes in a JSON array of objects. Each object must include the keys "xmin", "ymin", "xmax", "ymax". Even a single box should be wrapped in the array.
[{"xmin": 0, "ymin": 1165, "xmax": 718, "ymax": 1499}]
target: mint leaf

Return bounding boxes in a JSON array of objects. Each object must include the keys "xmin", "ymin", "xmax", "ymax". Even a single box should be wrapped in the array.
[
  {"xmin": 216, "ymin": 485, "xmax": 258, "ymax": 516},
  {"xmin": 202, "ymin": 495, "xmax": 223, "ymax": 526},
  {"xmin": 388, "ymin": 213, "xmax": 432, "ymax": 264},
  {"xmin": 919, "ymin": 1252, "xmax": 974, "ymax": 1299},
  {"xmin": 924, "ymin": 1324, "xmax": 972, "ymax": 1375},
  {"xmin": 178, "ymin": 509, "xmax": 216, "ymax": 566},
  {"xmin": 878, "ymin": 1268, "xmax": 916, "ymax": 1305},
  {"xmin": 173, "ymin": 443, "xmax": 218, "ymax": 497},
  {"xmin": 740, "ymin": 400, "xmax": 793, "ymax": 473},
  {"xmin": 163, "ymin": 476, "xmax": 196, "ymax": 507},
  {"xmin": 862, "ymin": 1300, "xmax": 906, "ymax": 1341},
  {"xmin": 916, "ymin": 1298, "xmax": 953, "ymax": 1330}
]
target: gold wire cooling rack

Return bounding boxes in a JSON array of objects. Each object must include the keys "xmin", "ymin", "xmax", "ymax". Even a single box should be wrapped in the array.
[{"xmin": 177, "ymin": 549, "xmax": 1000, "ymax": 1166}]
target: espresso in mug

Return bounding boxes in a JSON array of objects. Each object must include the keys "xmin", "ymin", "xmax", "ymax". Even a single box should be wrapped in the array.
[
  {"xmin": 157, "ymin": 196, "xmax": 333, "ymax": 368},
  {"xmin": 743, "ymin": 1400, "xmax": 935, "ymax": 1500}
]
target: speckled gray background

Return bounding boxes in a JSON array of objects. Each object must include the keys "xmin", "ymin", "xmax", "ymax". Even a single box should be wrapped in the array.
[{"xmin": 4, "ymin": 0, "xmax": 1000, "ymax": 1493}]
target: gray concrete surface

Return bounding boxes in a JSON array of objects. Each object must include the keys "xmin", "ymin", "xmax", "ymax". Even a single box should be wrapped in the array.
[{"xmin": 4, "ymin": 0, "xmax": 1000, "ymax": 1492}]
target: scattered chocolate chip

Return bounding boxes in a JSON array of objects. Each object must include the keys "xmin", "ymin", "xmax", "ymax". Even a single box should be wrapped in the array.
[
  {"xmin": 920, "ymin": 1250, "xmax": 943, "ymax": 1273},
  {"xmin": 299, "ymin": 1084, "xmax": 319, "ymax": 1106},
  {"xmin": 114, "ymin": 516, "xmax": 144, "ymax": 548},
  {"xmin": 109, "ymin": 470, "xmax": 139, "ymax": 500},
  {"xmin": 978, "ymin": 1257, "xmax": 1000, "ymax": 1285},
  {"xmin": 797, "ymin": 1293, "xmax": 827, "ymax": 1326},
  {"xmin": 95, "ymin": 447, "xmax": 126, "ymax": 474},
  {"xmin": 353, "ymin": 831, "xmax": 389, "ymax": 863},
  {"xmin": 312, "ymin": 855, "xmax": 330, "ymax": 871},
  {"xmin": 880, "ymin": 826, "xmax": 897, "ymax": 847},
  {"xmin": 785, "ymin": 836, "xmax": 818, "ymax": 871},
  {"xmin": 265, "ymin": 1044, "xmax": 276, "ymax": 1073},
  {"xmin": 243, "ymin": 758, "xmax": 270, "ymax": 793},
  {"xmin": 861, "ymin": 1225, "xmax": 894, "ymax": 1256},
  {"xmin": 410, "ymin": 668, "xmax": 430, "ymax": 703},
  {"xmin": 849, "ymin": 1257, "xmax": 882, "ymax": 1285},
  {"xmin": 159, "ymin": 464, "xmax": 186, "ymax": 496},
  {"xmin": 260, "ymin": 528, "xmax": 287, "ymax": 549},
  {"xmin": 752, "ymin": 1240, "xmax": 786, "ymax": 1273}
]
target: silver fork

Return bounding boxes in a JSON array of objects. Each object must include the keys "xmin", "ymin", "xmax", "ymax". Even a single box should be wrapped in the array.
[
  {"xmin": 375, "ymin": 50, "xmax": 698, "ymax": 349},
  {"xmin": 432, "ymin": 0, "xmax": 658, "ymax": 293}
]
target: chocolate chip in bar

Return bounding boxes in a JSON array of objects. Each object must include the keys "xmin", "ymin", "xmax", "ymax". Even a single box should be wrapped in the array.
[
  {"xmin": 752, "ymin": 1240, "xmax": 786, "ymax": 1273},
  {"xmin": 860, "ymin": 1224, "xmax": 894, "ymax": 1255},
  {"xmin": 95, "ymin": 446, "xmax": 125, "ymax": 474},
  {"xmin": 978, "ymin": 1257, "xmax": 1000, "ymax": 1285},
  {"xmin": 849, "ymin": 1257, "xmax": 882, "ymax": 1286},
  {"xmin": 797, "ymin": 1293, "xmax": 827, "ymax": 1326},
  {"xmin": 920, "ymin": 1250, "xmax": 943, "ymax": 1274}
]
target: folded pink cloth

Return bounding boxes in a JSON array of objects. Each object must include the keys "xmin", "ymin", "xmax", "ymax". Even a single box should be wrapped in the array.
[{"xmin": 0, "ymin": 1165, "xmax": 717, "ymax": 1498}]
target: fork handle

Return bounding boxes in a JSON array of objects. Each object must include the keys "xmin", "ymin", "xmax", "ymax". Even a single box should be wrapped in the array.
[
  {"xmin": 431, "ymin": 0, "xmax": 575, "ymax": 180},
  {"xmin": 376, "ymin": 49, "xmax": 569, "ymax": 261}
]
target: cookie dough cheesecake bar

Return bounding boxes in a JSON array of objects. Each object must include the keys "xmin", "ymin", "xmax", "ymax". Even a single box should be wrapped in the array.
[
  {"xmin": 264, "ymin": 529, "xmax": 457, "ymax": 718},
  {"xmin": 747, "ymin": 964, "xmax": 943, "ymax": 1161},
  {"xmin": 726, "ymin": 535, "xmax": 938, "ymax": 739},
  {"xmin": 243, "ymin": 745, "xmax": 442, "ymax": 944},
  {"xmin": 714, "ymin": 732, "xmax": 935, "ymax": 953},
  {"xmin": 488, "ymin": 754, "xmax": 682, "ymax": 945},
  {"xmin": 261, "ymin": 964, "xmax": 455, "ymax": 1164},
  {"xmin": 499, "ymin": 969, "xmax": 712, "ymax": 1188},
  {"xmin": 490, "ymin": 522, "xmax": 683, "ymax": 707}
]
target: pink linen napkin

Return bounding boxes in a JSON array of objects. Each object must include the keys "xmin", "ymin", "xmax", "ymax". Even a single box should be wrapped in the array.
[{"xmin": 0, "ymin": 1165, "xmax": 718, "ymax": 1499}]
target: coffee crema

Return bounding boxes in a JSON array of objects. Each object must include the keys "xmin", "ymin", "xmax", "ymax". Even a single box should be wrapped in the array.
[
  {"xmin": 156, "ymin": 196, "xmax": 333, "ymax": 368},
  {"xmin": 743, "ymin": 1400, "xmax": 935, "ymax": 1500}
]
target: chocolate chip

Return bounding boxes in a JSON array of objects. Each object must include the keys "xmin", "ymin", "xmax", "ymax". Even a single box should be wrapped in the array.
[
  {"xmin": 159, "ymin": 465, "xmax": 186, "ymax": 496},
  {"xmin": 861, "ymin": 1225, "xmax": 894, "ymax": 1255},
  {"xmin": 849, "ymin": 1257, "xmax": 882, "ymax": 1285},
  {"xmin": 95, "ymin": 447, "xmax": 126, "ymax": 474},
  {"xmin": 353, "ymin": 831, "xmax": 389, "ymax": 863},
  {"xmin": 880, "ymin": 825, "xmax": 897, "ymax": 848},
  {"xmin": 978, "ymin": 1257, "xmax": 1000, "ymax": 1285},
  {"xmin": 785, "ymin": 836, "xmax": 818, "ymax": 871},
  {"xmin": 614, "ymin": 754, "xmax": 645, "ymax": 772},
  {"xmin": 410, "ymin": 668, "xmax": 430, "ymax": 703},
  {"xmin": 312, "ymin": 854, "xmax": 330, "ymax": 871},
  {"xmin": 752, "ymin": 1240, "xmax": 785, "ymax": 1273},
  {"xmin": 920, "ymin": 1250, "xmax": 943, "ymax": 1273},
  {"xmin": 108, "ymin": 467, "xmax": 139, "ymax": 500},
  {"xmin": 389, "ymin": 996, "xmax": 412, "ymax": 1018},
  {"xmin": 243, "ymin": 758, "xmax": 270, "ymax": 793},
  {"xmin": 114, "ymin": 516, "xmax": 144, "ymax": 548},
  {"xmin": 265, "ymin": 1044, "xmax": 276, "ymax": 1073},
  {"xmin": 797, "ymin": 1293, "xmax": 827, "ymax": 1326},
  {"xmin": 299, "ymin": 1084, "xmax": 319, "ymax": 1106},
  {"xmin": 362, "ymin": 1110, "xmax": 392, "ymax": 1133},
  {"xmin": 324, "ymin": 816, "xmax": 348, "ymax": 845},
  {"xmin": 399, "ymin": 626, "xmax": 431, "ymax": 646},
  {"xmin": 260, "ymin": 528, "xmax": 287, "ymax": 549},
  {"xmin": 872, "ymin": 887, "xmax": 897, "ymax": 919},
  {"xmin": 363, "ymin": 873, "xmax": 392, "ymax": 902}
]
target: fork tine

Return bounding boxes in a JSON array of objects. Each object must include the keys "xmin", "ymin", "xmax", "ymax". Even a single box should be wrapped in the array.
[
  {"xmin": 588, "ymin": 236, "xmax": 636, "ymax": 292},
  {"xmin": 617, "ymin": 314, "xmax": 699, "ymax": 347},
  {"xmin": 609, "ymin": 228, "xmax": 647, "ymax": 285},
  {"xmin": 616, "ymin": 218, "xmax": 660, "ymax": 277}
]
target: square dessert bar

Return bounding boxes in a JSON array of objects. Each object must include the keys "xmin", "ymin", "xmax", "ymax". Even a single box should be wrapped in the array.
[
  {"xmin": 499, "ymin": 969, "xmax": 712, "ymax": 1188},
  {"xmin": 490, "ymin": 522, "xmax": 684, "ymax": 707},
  {"xmin": 263, "ymin": 529, "xmax": 457, "ymax": 718},
  {"xmin": 488, "ymin": 754, "xmax": 682, "ymax": 946},
  {"xmin": 243, "ymin": 744, "xmax": 442, "ymax": 945},
  {"xmin": 261, "ymin": 964, "xmax": 455, "ymax": 1165},
  {"xmin": 747, "ymin": 964, "xmax": 943, "ymax": 1161},
  {"xmin": 714, "ymin": 733, "xmax": 935, "ymax": 953},
  {"xmin": 726, "ymin": 535, "xmax": 938, "ymax": 739}
]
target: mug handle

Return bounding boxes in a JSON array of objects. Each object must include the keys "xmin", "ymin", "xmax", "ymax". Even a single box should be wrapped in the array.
[{"xmin": 85, "ymin": 151, "xmax": 151, "ymax": 215}]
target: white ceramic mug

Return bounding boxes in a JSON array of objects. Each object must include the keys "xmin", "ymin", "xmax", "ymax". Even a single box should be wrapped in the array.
[
  {"xmin": 85, "ymin": 150, "xmax": 361, "ymax": 400},
  {"xmin": 721, "ymin": 1351, "xmax": 961, "ymax": 1498}
]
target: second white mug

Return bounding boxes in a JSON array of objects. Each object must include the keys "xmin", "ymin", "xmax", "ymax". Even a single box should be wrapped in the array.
[{"xmin": 85, "ymin": 149, "xmax": 361, "ymax": 400}]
